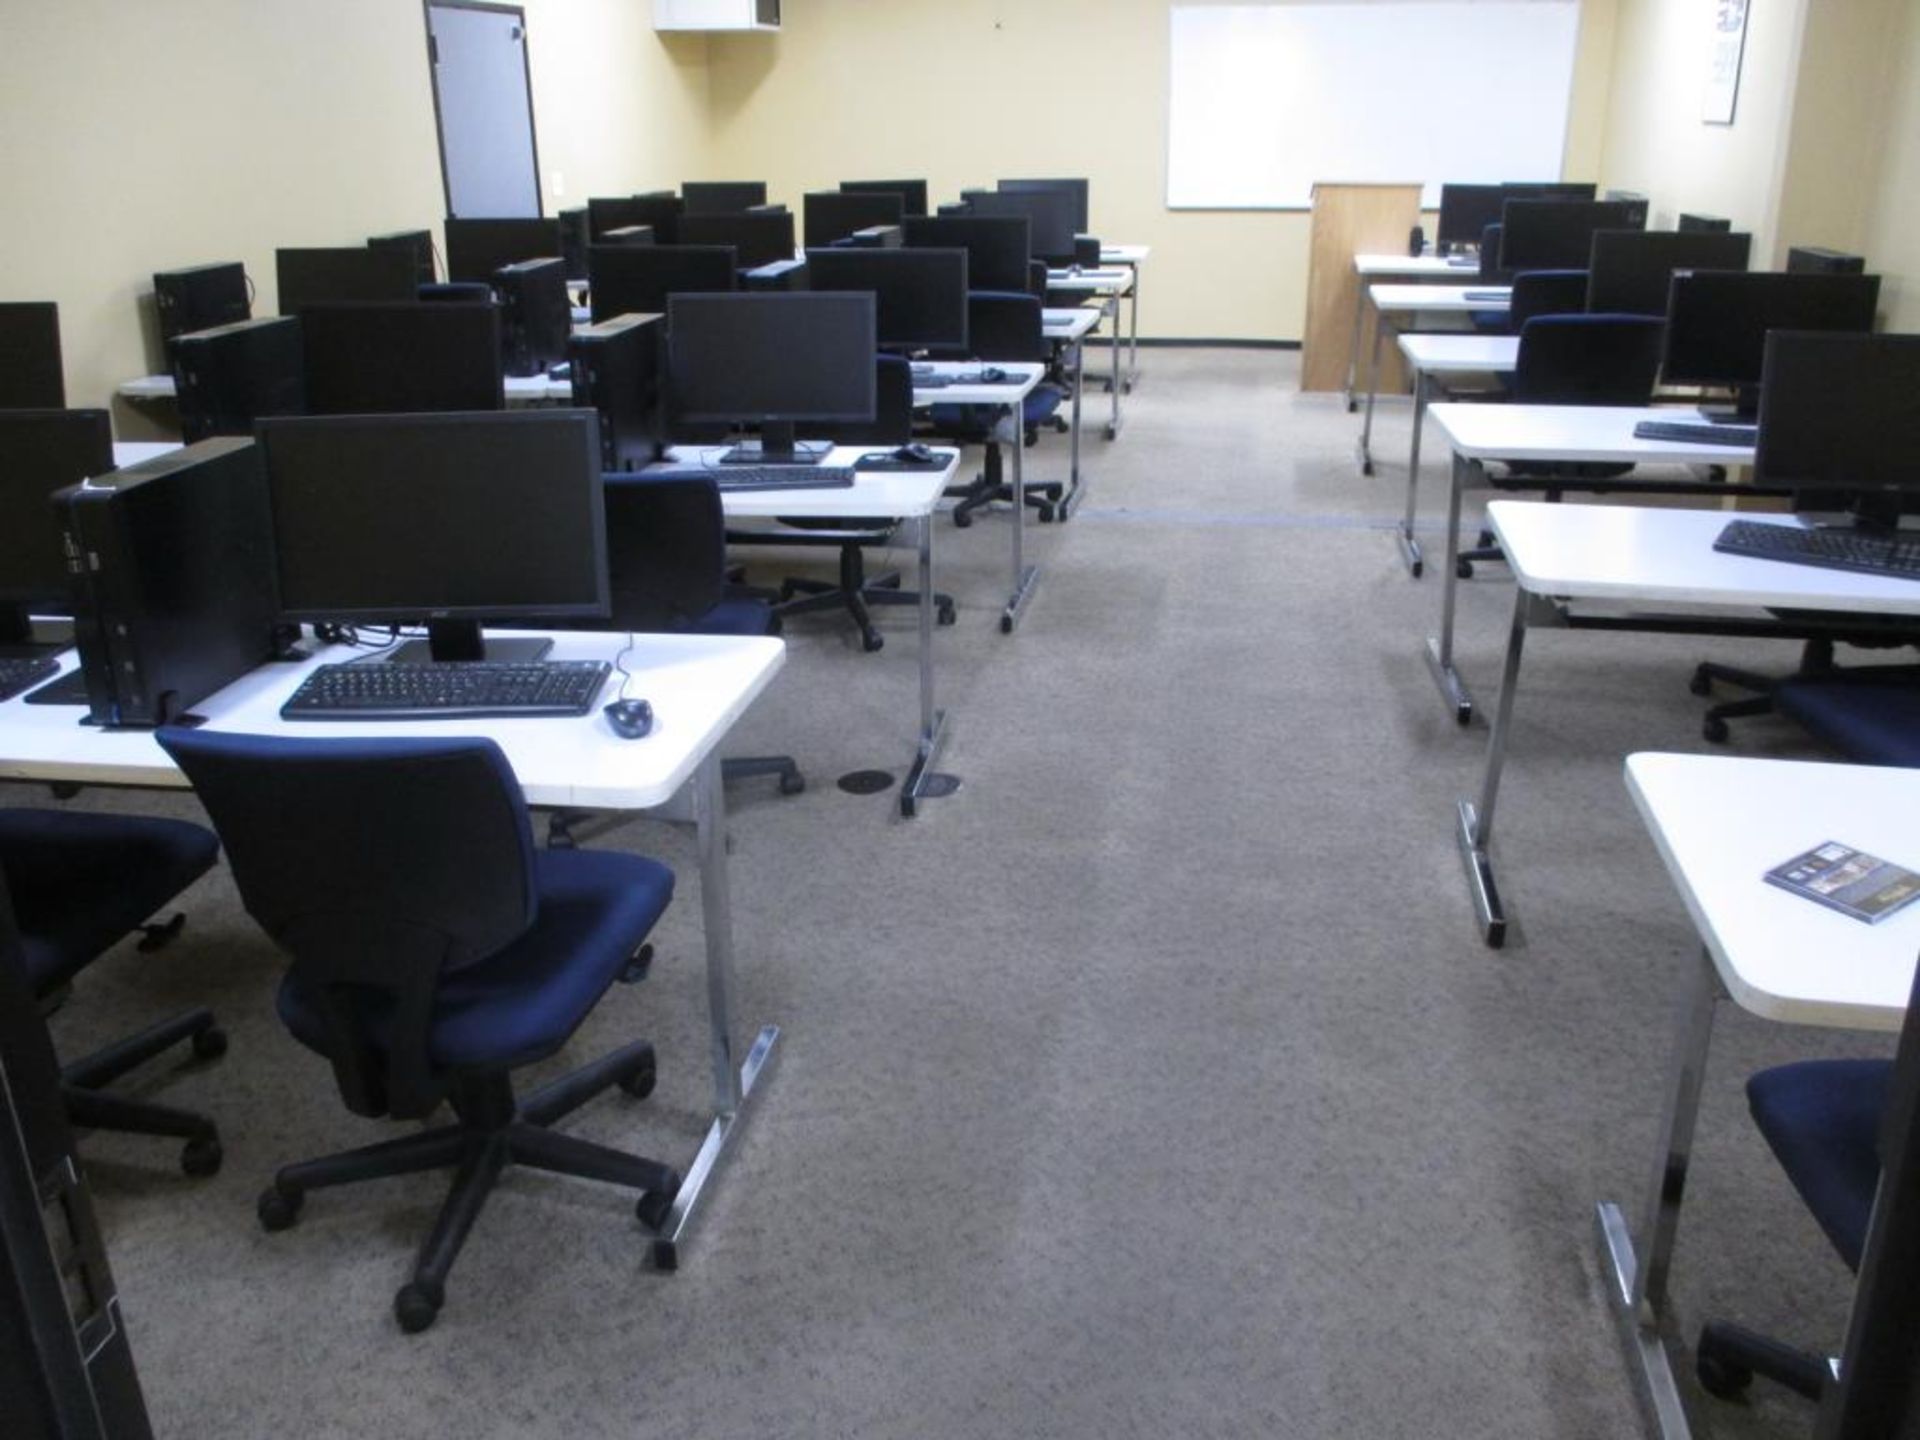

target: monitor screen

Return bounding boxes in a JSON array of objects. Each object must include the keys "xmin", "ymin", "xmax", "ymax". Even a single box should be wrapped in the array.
[
  {"xmin": 966, "ymin": 190, "xmax": 1076, "ymax": 265},
  {"xmin": 589, "ymin": 245, "xmax": 738, "ymax": 324},
  {"xmin": 0, "ymin": 409, "xmax": 112, "ymax": 614},
  {"xmin": 1754, "ymin": 333, "xmax": 1920, "ymax": 517},
  {"xmin": 804, "ymin": 247, "xmax": 968, "ymax": 353},
  {"xmin": 299, "ymin": 303, "xmax": 504, "ymax": 415},
  {"xmin": 442, "ymin": 218, "xmax": 563, "ymax": 284},
  {"xmin": 900, "ymin": 216, "xmax": 1031, "ymax": 292},
  {"xmin": 998, "ymin": 178, "xmax": 1090, "ymax": 234},
  {"xmin": 1504, "ymin": 180, "xmax": 1599, "ymax": 201},
  {"xmin": 1499, "ymin": 200, "xmax": 1643, "ymax": 271},
  {"xmin": 1585, "ymin": 230, "xmax": 1753, "ymax": 315},
  {"xmin": 1436, "ymin": 184, "xmax": 1507, "ymax": 249},
  {"xmin": 667, "ymin": 292, "xmax": 875, "ymax": 429},
  {"xmin": 674, "ymin": 212, "xmax": 795, "ymax": 269},
  {"xmin": 0, "ymin": 303, "xmax": 64, "ymax": 410},
  {"xmin": 841, "ymin": 179, "xmax": 930, "ymax": 217},
  {"xmin": 275, "ymin": 248, "xmax": 417, "ymax": 314},
  {"xmin": 1662, "ymin": 271, "xmax": 1882, "ymax": 392},
  {"xmin": 257, "ymin": 409, "xmax": 607, "ymax": 629},
  {"xmin": 682, "ymin": 181, "xmax": 768, "ymax": 214},
  {"xmin": 588, "ymin": 193, "xmax": 684, "ymax": 243},
  {"xmin": 803, "ymin": 190, "xmax": 905, "ymax": 250}
]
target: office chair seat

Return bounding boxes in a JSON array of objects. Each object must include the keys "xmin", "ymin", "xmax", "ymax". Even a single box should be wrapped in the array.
[
  {"xmin": 277, "ymin": 847, "xmax": 674, "ymax": 1072},
  {"xmin": 1773, "ymin": 665, "xmax": 1920, "ymax": 766},
  {"xmin": 688, "ymin": 595, "xmax": 781, "ymax": 638}
]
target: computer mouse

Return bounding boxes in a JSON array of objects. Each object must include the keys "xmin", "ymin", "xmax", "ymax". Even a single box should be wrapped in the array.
[
  {"xmin": 603, "ymin": 697, "xmax": 654, "ymax": 739},
  {"xmin": 894, "ymin": 442, "xmax": 937, "ymax": 464},
  {"xmin": 978, "ymin": 366, "xmax": 1007, "ymax": 383}
]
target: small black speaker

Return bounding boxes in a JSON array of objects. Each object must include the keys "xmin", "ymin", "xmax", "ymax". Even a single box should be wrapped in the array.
[
  {"xmin": 1678, "ymin": 212, "xmax": 1732, "ymax": 234},
  {"xmin": 1408, "ymin": 225, "xmax": 1425, "ymax": 258},
  {"xmin": 1787, "ymin": 246, "xmax": 1866, "ymax": 275}
]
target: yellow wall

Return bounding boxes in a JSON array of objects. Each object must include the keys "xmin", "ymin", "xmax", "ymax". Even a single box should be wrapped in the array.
[
  {"xmin": 0, "ymin": 0, "xmax": 710, "ymax": 433},
  {"xmin": 703, "ymin": 0, "xmax": 1619, "ymax": 343},
  {"xmin": 1860, "ymin": 0, "xmax": 1920, "ymax": 330}
]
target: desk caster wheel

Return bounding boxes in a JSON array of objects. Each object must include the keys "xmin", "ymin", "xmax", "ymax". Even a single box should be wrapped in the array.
[
  {"xmin": 181, "ymin": 1133, "xmax": 222, "ymax": 1178},
  {"xmin": 1689, "ymin": 666, "xmax": 1714, "ymax": 697},
  {"xmin": 395, "ymin": 1280, "xmax": 443, "ymax": 1334},
  {"xmin": 1456, "ymin": 559, "xmax": 1475, "ymax": 580}
]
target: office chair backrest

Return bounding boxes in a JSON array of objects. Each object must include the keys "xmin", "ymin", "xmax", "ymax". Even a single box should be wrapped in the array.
[
  {"xmin": 417, "ymin": 282, "xmax": 494, "ymax": 304},
  {"xmin": 967, "ymin": 292, "xmax": 1047, "ymax": 363},
  {"xmin": 820, "ymin": 355, "xmax": 912, "ymax": 446},
  {"xmin": 601, "ymin": 471, "xmax": 726, "ymax": 629},
  {"xmin": 1028, "ymin": 259, "xmax": 1050, "ymax": 300},
  {"xmin": 1511, "ymin": 314, "xmax": 1665, "ymax": 406},
  {"xmin": 156, "ymin": 728, "xmax": 539, "ymax": 1119},
  {"xmin": 1508, "ymin": 270, "xmax": 1590, "ymax": 329},
  {"xmin": 1478, "ymin": 223, "xmax": 1511, "ymax": 283}
]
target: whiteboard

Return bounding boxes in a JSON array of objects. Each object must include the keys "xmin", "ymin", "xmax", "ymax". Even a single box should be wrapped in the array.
[{"xmin": 1167, "ymin": 2, "xmax": 1581, "ymax": 210}]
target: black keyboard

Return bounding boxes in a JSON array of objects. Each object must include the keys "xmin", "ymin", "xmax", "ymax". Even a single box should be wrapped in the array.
[
  {"xmin": 0, "ymin": 655, "xmax": 58, "ymax": 703},
  {"xmin": 1463, "ymin": 290, "xmax": 1509, "ymax": 303},
  {"xmin": 914, "ymin": 375, "xmax": 952, "ymax": 390},
  {"xmin": 1634, "ymin": 419, "xmax": 1757, "ymax": 447},
  {"xmin": 280, "ymin": 660, "xmax": 611, "ymax": 721},
  {"xmin": 1714, "ymin": 520, "xmax": 1920, "ymax": 582},
  {"xmin": 712, "ymin": 465, "xmax": 856, "ymax": 493}
]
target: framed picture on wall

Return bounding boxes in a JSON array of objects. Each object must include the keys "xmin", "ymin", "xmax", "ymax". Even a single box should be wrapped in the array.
[{"xmin": 1703, "ymin": 0, "xmax": 1750, "ymax": 125}]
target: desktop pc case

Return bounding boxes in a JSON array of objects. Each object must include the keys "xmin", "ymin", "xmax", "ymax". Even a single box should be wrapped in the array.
[
  {"xmin": 495, "ymin": 257, "xmax": 571, "ymax": 377},
  {"xmin": 169, "ymin": 316, "xmax": 306, "ymax": 443},
  {"xmin": 53, "ymin": 438, "xmax": 281, "ymax": 728},
  {"xmin": 570, "ymin": 313, "xmax": 666, "ymax": 470},
  {"xmin": 152, "ymin": 262, "xmax": 249, "ymax": 344}
]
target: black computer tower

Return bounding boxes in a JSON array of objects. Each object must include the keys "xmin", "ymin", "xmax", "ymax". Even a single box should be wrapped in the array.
[
  {"xmin": 168, "ymin": 316, "xmax": 306, "ymax": 443},
  {"xmin": 152, "ymin": 262, "xmax": 250, "ymax": 345},
  {"xmin": 366, "ymin": 229, "xmax": 436, "ymax": 287},
  {"xmin": 743, "ymin": 259, "xmax": 807, "ymax": 292},
  {"xmin": 570, "ymin": 313, "xmax": 665, "ymax": 470},
  {"xmin": 849, "ymin": 225, "xmax": 904, "ymax": 249},
  {"xmin": 1787, "ymin": 245, "xmax": 1867, "ymax": 275},
  {"xmin": 558, "ymin": 206, "xmax": 591, "ymax": 281},
  {"xmin": 601, "ymin": 225, "xmax": 657, "ymax": 247},
  {"xmin": 1677, "ymin": 213, "xmax": 1732, "ymax": 233},
  {"xmin": 54, "ymin": 438, "xmax": 281, "ymax": 728},
  {"xmin": 494, "ymin": 257, "xmax": 571, "ymax": 377}
]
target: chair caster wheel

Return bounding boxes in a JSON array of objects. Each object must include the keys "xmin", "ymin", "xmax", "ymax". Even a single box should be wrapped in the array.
[
  {"xmin": 1689, "ymin": 666, "xmax": 1714, "ymax": 697},
  {"xmin": 937, "ymin": 602, "xmax": 957, "ymax": 626},
  {"xmin": 181, "ymin": 1134, "xmax": 222, "ymax": 1178},
  {"xmin": 192, "ymin": 1026, "xmax": 228, "ymax": 1061},
  {"xmin": 952, "ymin": 508, "xmax": 972, "ymax": 529},
  {"xmin": 620, "ymin": 944, "xmax": 653, "ymax": 984},
  {"xmin": 394, "ymin": 1280, "xmax": 443, "ymax": 1334},
  {"xmin": 862, "ymin": 633, "xmax": 884, "ymax": 653},
  {"xmin": 257, "ymin": 1184, "xmax": 304, "ymax": 1231},
  {"xmin": 1456, "ymin": 559, "xmax": 1475, "ymax": 580},
  {"xmin": 1696, "ymin": 1351, "xmax": 1753, "ymax": 1400},
  {"xmin": 619, "ymin": 1047, "xmax": 657, "ymax": 1099},
  {"xmin": 1703, "ymin": 716, "xmax": 1731, "ymax": 744},
  {"xmin": 1037, "ymin": 505, "xmax": 1056, "ymax": 523},
  {"xmin": 636, "ymin": 1189, "xmax": 675, "ymax": 1232},
  {"xmin": 779, "ymin": 770, "xmax": 806, "ymax": 795}
]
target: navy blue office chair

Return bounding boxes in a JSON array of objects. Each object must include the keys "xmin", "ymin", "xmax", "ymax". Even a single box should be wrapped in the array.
[
  {"xmin": 156, "ymin": 728, "xmax": 681, "ymax": 1333},
  {"xmin": 0, "ymin": 808, "xmax": 225, "ymax": 1175},
  {"xmin": 1697, "ymin": 1058, "xmax": 1893, "ymax": 1404},
  {"xmin": 927, "ymin": 292, "xmax": 1068, "ymax": 527},
  {"xmin": 1766, "ymin": 665, "xmax": 1920, "ymax": 763}
]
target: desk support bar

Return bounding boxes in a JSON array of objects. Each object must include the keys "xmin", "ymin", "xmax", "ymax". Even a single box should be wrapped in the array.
[
  {"xmin": 1058, "ymin": 337, "xmax": 1087, "ymax": 520},
  {"xmin": 1104, "ymin": 295, "xmax": 1124, "ymax": 440},
  {"xmin": 1358, "ymin": 301, "xmax": 1386, "ymax": 474},
  {"xmin": 902, "ymin": 513, "xmax": 950, "ymax": 817},
  {"xmin": 1425, "ymin": 451, "xmax": 1480, "ymax": 723},
  {"xmin": 1596, "ymin": 948, "xmax": 1724, "ymax": 1440},
  {"xmin": 1457, "ymin": 586, "xmax": 1531, "ymax": 947},
  {"xmin": 1002, "ymin": 408, "xmax": 1040, "ymax": 634},
  {"xmin": 1399, "ymin": 370, "xmax": 1429, "ymax": 577},
  {"xmin": 651, "ymin": 755, "xmax": 779, "ymax": 1270}
]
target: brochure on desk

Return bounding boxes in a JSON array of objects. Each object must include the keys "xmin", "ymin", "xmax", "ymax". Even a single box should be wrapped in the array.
[{"xmin": 1764, "ymin": 842, "xmax": 1920, "ymax": 925}]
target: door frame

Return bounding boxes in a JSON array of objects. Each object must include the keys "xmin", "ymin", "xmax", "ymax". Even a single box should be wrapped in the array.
[{"xmin": 421, "ymin": 0, "xmax": 545, "ymax": 219}]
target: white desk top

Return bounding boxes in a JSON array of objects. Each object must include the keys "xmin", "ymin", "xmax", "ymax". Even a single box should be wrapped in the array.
[
  {"xmin": 1369, "ymin": 283, "xmax": 1511, "ymax": 313},
  {"xmin": 913, "ymin": 360, "xmax": 1043, "ymax": 407},
  {"xmin": 1427, "ymin": 404, "xmax": 1753, "ymax": 466},
  {"xmin": 112, "ymin": 441, "xmax": 183, "ymax": 468},
  {"xmin": 1627, "ymin": 752, "xmax": 1920, "ymax": 1030},
  {"xmin": 1355, "ymin": 253, "xmax": 1482, "ymax": 278},
  {"xmin": 117, "ymin": 373, "xmax": 575, "ymax": 405},
  {"xmin": 1043, "ymin": 309, "xmax": 1102, "ymax": 342},
  {"xmin": 0, "ymin": 631, "xmax": 784, "ymax": 812},
  {"xmin": 662, "ymin": 445, "xmax": 957, "ymax": 521},
  {"xmin": 118, "ymin": 374, "xmax": 177, "ymax": 401},
  {"xmin": 1398, "ymin": 334, "xmax": 1518, "ymax": 372},
  {"xmin": 1485, "ymin": 502, "xmax": 1920, "ymax": 614},
  {"xmin": 1100, "ymin": 244, "xmax": 1151, "ymax": 265},
  {"xmin": 1043, "ymin": 268, "xmax": 1133, "ymax": 296}
]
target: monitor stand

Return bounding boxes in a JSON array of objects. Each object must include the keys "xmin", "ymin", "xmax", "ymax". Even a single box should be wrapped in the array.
[
  {"xmin": 719, "ymin": 422, "xmax": 830, "ymax": 466},
  {"xmin": 1698, "ymin": 385, "xmax": 1760, "ymax": 424},
  {"xmin": 386, "ymin": 619, "xmax": 553, "ymax": 666},
  {"xmin": 0, "ymin": 605, "xmax": 73, "ymax": 661}
]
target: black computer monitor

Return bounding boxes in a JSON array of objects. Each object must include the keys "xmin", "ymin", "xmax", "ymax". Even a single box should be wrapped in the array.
[
  {"xmin": 841, "ymin": 179, "xmax": 930, "ymax": 217},
  {"xmin": 366, "ymin": 230, "xmax": 437, "ymax": 286},
  {"xmin": 256, "ymin": 409, "xmax": 608, "ymax": 664},
  {"xmin": 666, "ymin": 292, "xmax": 875, "ymax": 464},
  {"xmin": 1498, "ymin": 199, "xmax": 1643, "ymax": 271},
  {"xmin": 1505, "ymin": 180, "xmax": 1600, "ymax": 201},
  {"xmin": 1662, "ymin": 271, "xmax": 1882, "ymax": 414},
  {"xmin": 803, "ymin": 191, "xmax": 906, "ymax": 250},
  {"xmin": 275, "ymin": 248, "xmax": 418, "ymax": 314},
  {"xmin": 998, "ymin": 178, "xmax": 1090, "ymax": 234},
  {"xmin": 900, "ymin": 216, "xmax": 1031, "ymax": 292},
  {"xmin": 0, "ymin": 409, "xmax": 112, "ymax": 651},
  {"xmin": 588, "ymin": 193, "xmax": 684, "ymax": 244},
  {"xmin": 964, "ymin": 190, "xmax": 1076, "ymax": 266},
  {"xmin": 1753, "ymin": 332, "xmax": 1920, "ymax": 530},
  {"xmin": 682, "ymin": 181, "xmax": 768, "ymax": 214},
  {"xmin": 0, "ymin": 304, "xmax": 65, "ymax": 409},
  {"xmin": 442, "ymin": 218, "xmax": 564, "ymax": 284},
  {"xmin": 674, "ymin": 212, "xmax": 795, "ymax": 269},
  {"xmin": 804, "ymin": 247, "xmax": 968, "ymax": 354},
  {"xmin": 1436, "ymin": 184, "xmax": 1508, "ymax": 252},
  {"xmin": 298, "ymin": 303, "xmax": 504, "ymax": 414},
  {"xmin": 1585, "ymin": 230, "xmax": 1753, "ymax": 315},
  {"xmin": 588, "ymin": 245, "xmax": 738, "ymax": 324}
]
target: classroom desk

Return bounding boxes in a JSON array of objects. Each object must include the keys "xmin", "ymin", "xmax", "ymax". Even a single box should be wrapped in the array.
[
  {"xmin": 1358, "ymin": 283, "xmax": 1511, "ymax": 473},
  {"xmin": 1456, "ymin": 502, "xmax": 1920, "ymax": 947},
  {"xmin": 1599, "ymin": 752, "xmax": 1920, "ymax": 1440},
  {"xmin": 1098, "ymin": 243, "xmax": 1150, "ymax": 391},
  {"xmin": 673, "ymin": 445, "xmax": 959, "ymax": 817},
  {"xmin": 0, "ymin": 628, "xmax": 786, "ymax": 1270},
  {"xmin": 1423, "ymin": 405, "xmax": 1762, "ymax": 724},
  {"xmin": 1043, "ymin": 306, "xmax": 1099, "ymax": 518},
  {"xmin": 1389, "ymin": 333, "xmax": 1517, "ymax": 574},
  {"xmin": 913, "ymin": 361, "xmax": 1045, "ymax": 634},
  {"xmin": 1343, "ymin": 253, "xmax": 1485, "ymax": 409},
  {"xmin": 1045, "ymin": 267, "xmax": 1132, "ymax": 440}
]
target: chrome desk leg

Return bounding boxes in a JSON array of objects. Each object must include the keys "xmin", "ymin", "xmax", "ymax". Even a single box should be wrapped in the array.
[
  {"xmin": 1059, "ymin": 336, "xmax": 1086, "ymax": 520},
  {"xmin": 1456, "ymin": 586, "xmax": 1529, "ymax": 948},
  {"xmin": 651, "ymin": 754, "xmax": 778, "ymax": 1271},
  {"xmin": 1596, "ymin": 949, "xmax": 1722, "ymax": 1440},
  {"xmin": 1344, "ymin": 273, "xmax": 1367, "ymax": 412},
  {"xmin": 1425, "ymin": 452, "xmax": 1479, "ymax": 722},
  {"xmin": 1104, "ymin": 295, "xmax": 1123, "ymax": 440},
  {"xmin": 1002, "ymin": 407, "xmax": 1040, "ymax": 633},
  {"xmin": 1400, "ymin": 369, "xmax": 1428, "ymax": 577},
  {"xmin": 1124, "ymin": 266, "xmax": 1140, "ymax": 391},
  {"xmin": 1358, "ymin": 304, "xmax": 1387, "ymax": 475},
  {"xmin": 901, "ymin": 513, "xmax": 949, "ymax": 818}
]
